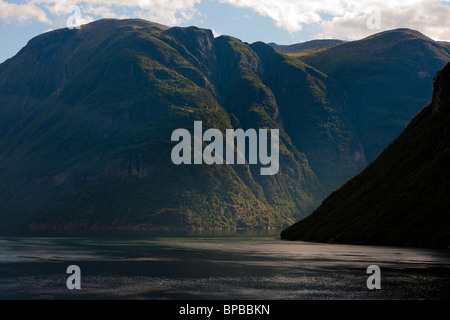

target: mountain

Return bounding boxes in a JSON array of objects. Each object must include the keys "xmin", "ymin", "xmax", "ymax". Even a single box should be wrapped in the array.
[
  {"xmin": 268, "ymin": 39, "xmax": 345, "ymax": 54},
  {"xmin": 0, "ymin": 20, "xmax": 448, "ymax": 231},
  {"xmin": 248, "ymin": 42, "xmax": 367, "ymax": 195},
  {"xmin": 438, "ymin": 41, "xmax": 450, "ymax": 51},
  {"xmin": 0, "ymin": 19, "xmax": 343, "ymax": 230},
  {"xmin": 297, "ymin": 28, "xmax": 450, "ymax": 163},
  {"xmin": 281, "ymin": 62, "xmax": 450, "ymax": 248}
]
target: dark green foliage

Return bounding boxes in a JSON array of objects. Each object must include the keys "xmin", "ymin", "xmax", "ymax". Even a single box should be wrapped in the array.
[{"xmin": 281, "ymin": 63, "xmax": 450, "ymax": 248}]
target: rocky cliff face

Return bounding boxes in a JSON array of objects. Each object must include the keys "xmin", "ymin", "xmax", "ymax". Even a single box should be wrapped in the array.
[{"xmin": 432, "ymin": 64, "xmax": 450, "ymax": 114}]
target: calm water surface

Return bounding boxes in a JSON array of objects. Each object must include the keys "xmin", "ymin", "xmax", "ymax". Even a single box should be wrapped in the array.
[{"xmin": 0, "ymin": 230, "xmax": 449, "ymax": 300}]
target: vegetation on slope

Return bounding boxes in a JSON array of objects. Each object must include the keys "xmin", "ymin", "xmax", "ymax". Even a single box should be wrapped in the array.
[{"xmin": 281, "ymin": 63, "xmax": 450, "ymax": 248}]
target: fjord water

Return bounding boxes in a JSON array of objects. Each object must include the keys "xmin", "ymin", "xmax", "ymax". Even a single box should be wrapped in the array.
[{"xmin": 0, "ymin": 230, "xmax": 449, "ymax": 300}]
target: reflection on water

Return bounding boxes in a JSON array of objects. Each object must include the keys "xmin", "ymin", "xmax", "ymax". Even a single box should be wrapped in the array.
[{"xmin": 0, "ymin": 230, "xmax": 449, "ymax": 299}]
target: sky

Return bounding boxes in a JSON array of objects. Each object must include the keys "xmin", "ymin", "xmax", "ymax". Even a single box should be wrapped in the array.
[{"xmin": 1, "ymin": 0, "xmax": 450, "ymax": 63}]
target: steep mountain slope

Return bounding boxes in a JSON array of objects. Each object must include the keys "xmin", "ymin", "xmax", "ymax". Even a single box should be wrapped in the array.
[
  {"xmin": 298, "ymin": 28, "xmax": 450, "ymax": 163},
  {"xmin": 269, "ymin": 39, "xmax": 345, "ymax": 54},
  {"xmin": 250, "ymin": 42, "xmax": 367, "ymax": 192},
  {"xmin": 438, "ymin": 41, "xmax": 450, "ymax": 52},
  {"xmin": 0, "ymin": 19, "xmax": 339, "ymax": 230},
  {"xmin": 281, "ymin": 63, "xmax": 450, "ymax": 248}
]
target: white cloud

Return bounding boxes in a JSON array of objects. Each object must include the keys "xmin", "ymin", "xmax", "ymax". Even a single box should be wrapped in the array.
[
  {"xmin": 0, "ymin": 0, "xmax": 50, "ymax": 23},
  {"xmin": 319, "ymin": 0, "xmax": 450, "ymax": 41},
  {"xmin": 0, "ymin": 0, "xmax": 200, "ymax": 27},
  {"xmin": 219, "ymin": 0, "xmax": 450, "ymax": 40},
  {"xmin": 1, "ymin": 0, "xmax": 450, "ymax": 41}
]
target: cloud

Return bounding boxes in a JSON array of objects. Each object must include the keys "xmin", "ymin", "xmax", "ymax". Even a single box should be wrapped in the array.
[
  {"xmin": 1, "ymin": 0, "xmax": 450, "ymax": 41},
  {"xmin": 319, "ymin": 0, "xmax": 450, "ymax": 40},
  {"xmin": 0, "ymin": 0, "xmax": 200, "ymax": 27},
  {"xmin": 219, "ymin": 0, "xmax": 450, "ymax": 40},
  {"xmin": 0, "ymin": 0, "xmax": 50, "ymax": 23}
]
